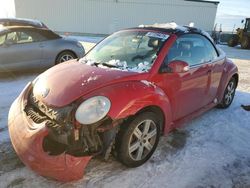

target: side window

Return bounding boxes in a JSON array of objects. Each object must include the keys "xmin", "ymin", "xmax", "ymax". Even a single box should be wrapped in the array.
[
  {"xmin": 25, "ymin": 31, "xmax": 47, "ymax": 42},
  {"xmin": 6, "ymin": 32, "xmax": 18, "ymax": 44},
  {"xmin": 16, "ymin": 31, "xmax": 46, "ymax": 44},
  {"xmin": 17, "ymin": 31, "xmax": 33, "ymax": 43},
  {"xmin": 203, "ymin": 37, "xmax": 218, "ymax": 62},
  {"xmin": 167, "ymin": 34, "xmax": 218, "ymax": 67},
  {"xmin": 0, "ymin": 31, "xmax": 47, "ymax": 45},
  {"xmin": 0, "ymin": 34, "xmax": 6, "ymax": 46},
  {"xmin": 2, "ymin": 30, "xmax": 47, "ymax": 45}
]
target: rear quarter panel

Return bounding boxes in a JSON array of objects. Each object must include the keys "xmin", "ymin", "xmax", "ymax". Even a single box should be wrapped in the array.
[{"xmin": 217, "ymin": 58, "xmax": 238, "ymax": 102}]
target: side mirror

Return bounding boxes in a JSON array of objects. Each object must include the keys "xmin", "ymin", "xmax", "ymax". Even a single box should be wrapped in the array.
[
  {"xmin": 167, "ymin": 60, "xmax": 190, "ymax": 73},
  {"xmin": 241, "ymin": 19, "xmax": 245, "ymax": 24}
]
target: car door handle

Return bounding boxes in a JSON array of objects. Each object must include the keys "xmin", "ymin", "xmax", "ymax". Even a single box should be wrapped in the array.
[{"xmin": 39, "ymin": 43, "xmax": 44, "ymax": 48}]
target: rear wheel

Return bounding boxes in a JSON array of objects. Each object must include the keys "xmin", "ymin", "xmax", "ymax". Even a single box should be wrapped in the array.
[
  {"xmin": 241, "ymin": 36, "xmax": 250, "ymax": 49},
  {"xmin": 56, "ymin": 51, "xmax": 77, "ymax": 64},
  {"xmin": 116, "ymin": 112, "xmax": 160, "ymax": 167},
  {"xmin": 217, "ymin": 77, "xmax": 236, "ymax": 109}
]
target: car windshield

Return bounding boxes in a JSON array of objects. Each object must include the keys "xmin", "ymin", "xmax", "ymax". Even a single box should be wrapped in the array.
[{"xmin": 81, "ymin": 30, "xmax": 169, "ymax": 72}]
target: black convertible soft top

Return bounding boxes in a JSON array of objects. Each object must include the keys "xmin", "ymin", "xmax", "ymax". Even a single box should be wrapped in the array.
[
  {"xmin": 0, "ymin": 18, "xmax": 47, "ymax": 29},
  {"xmin": 125, "ymin": 23, "xmax": 214, "ymax": 44}
]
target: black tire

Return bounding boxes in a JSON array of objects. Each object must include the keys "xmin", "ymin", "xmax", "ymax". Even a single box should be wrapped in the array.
[
  {"xmin": 241, "ymin": 36, "xmax": 250, "ymax": 49},
  {"xmin": 115, "ymin": 112, "xmax": 160, "ymax": 168},
  {"xmin": 217, "ymin": 77, "xmax": 236, "ymax": 109},
  {"xmin": 228, "ymin": 36, "xmax": 239, "ymax": 47},
  {"xmin": 55, "ymin": 51, "xmax": 77, "ymax": 64}
]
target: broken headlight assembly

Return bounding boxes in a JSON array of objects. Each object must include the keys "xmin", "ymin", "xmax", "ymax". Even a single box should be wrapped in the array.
[{"xmin": 75, "ymin": 96, "xmax": 111, "ymax": 125}]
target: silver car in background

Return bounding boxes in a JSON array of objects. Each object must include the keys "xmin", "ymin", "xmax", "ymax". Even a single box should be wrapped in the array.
[{"xmin": 0, "ymin": 26, "xmax": 85, "ymax": 73}]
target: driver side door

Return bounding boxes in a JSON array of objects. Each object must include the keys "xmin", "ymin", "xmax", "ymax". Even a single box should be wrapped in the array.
[
  {"xmin": 0, "ymin": 29, "xmax": 43, "ymax": 72},
  {"xmin": 155, "ymin": 34, "xmax": 213, "ymax": 121}
]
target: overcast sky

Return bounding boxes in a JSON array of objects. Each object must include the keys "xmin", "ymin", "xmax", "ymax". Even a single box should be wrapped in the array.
[{"xmin": 214, "ymin": 0, "xmax": 250, "ymax": 32}]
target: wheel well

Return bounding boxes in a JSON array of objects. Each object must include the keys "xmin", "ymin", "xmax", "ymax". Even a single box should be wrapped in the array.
[
  {"xmin": 232, "ymin": 73, "xmax": 239, "ymax": 87},
  {"xmin": 55, "ymin": 50, "xmax": 77, "ymax": 64},
  {"xmin": 136, "ymin": 106, "xmax": 165, "ymax": 134}
]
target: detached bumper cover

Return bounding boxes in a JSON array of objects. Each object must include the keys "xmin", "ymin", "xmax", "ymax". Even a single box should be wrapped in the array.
[{"xmin": 8, "ymin": 83, "xmax": 91, "ymax": 182}]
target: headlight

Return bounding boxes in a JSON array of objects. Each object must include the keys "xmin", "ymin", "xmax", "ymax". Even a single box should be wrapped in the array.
[
  {"xmin": 75, "ymin": 96, "xmax": 111, "ymax": 125},
  {"xmin": 33, "ymin": 77, "xmax": 50, "ymax": 98}
]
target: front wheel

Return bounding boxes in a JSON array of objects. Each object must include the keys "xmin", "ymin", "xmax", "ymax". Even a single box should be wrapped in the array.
[
  {"xmin": 115, "ymin": 112, "xmax": 160, "ymax": 167},
  {"xmin": 55, "ymin": 51, "xmax": 77, "ymax": 64},
  {"xmin": 217, "ymin": 77, "xmax": 236, "ymax": 109},
  {"xmin": 241, "ymin": 36, "xmax": 250, "ymax": 49}
]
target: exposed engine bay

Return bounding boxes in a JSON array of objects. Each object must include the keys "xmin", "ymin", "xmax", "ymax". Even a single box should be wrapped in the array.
[{"xmin": 24, "ymin": 88, "xmax": 121, "ymax": 158}]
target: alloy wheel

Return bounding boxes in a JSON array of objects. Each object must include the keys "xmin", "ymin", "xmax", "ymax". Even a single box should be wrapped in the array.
[
  {"xmin": 59, "ymin": 54, "xmax": 74, "ymax": 63},
  {"xmin": 224, "ymin": 81, "xmax": 235, "ymax": 105},
  {"xmin": 128, "ymin": 119, "xmax": 157, "ymax": 161}
]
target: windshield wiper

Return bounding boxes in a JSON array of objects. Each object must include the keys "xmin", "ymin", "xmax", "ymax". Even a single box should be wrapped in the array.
[
  {"xmin": 91, "ymin": 62, "xmax": 117, "ymax": 68},
  {"xmin": 79, "ymin": 58, "xmax": 100, "ymax": 67},
  {"xmin": 101, "ymin": 62, "xmax": 119, "ymax": 68},
  {"xmin": 81, "ymin": 58, "xmax": 120, "ymax": 69},
  {"xmin": 93, "ymin": 62, "xmax": 100, "ymax": 67}
]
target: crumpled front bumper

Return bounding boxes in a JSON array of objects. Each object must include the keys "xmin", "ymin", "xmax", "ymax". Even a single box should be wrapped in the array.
[{"xmin": 8, "ymin": 83, "xmax": 92, "ymax": 182}]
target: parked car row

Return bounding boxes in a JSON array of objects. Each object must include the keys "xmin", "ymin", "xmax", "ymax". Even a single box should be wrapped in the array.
[
  {"xmin": 0, "ymin": 18, "xmax": 85, "ymax": 73},
  {"xmin": 8, "ymin": 21, "xmax": 238, "ymax": 182}
]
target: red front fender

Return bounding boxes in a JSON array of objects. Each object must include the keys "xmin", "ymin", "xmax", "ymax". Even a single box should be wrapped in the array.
[{"xmin": 85, "ymin": 81, "xmax": 173, "ymax": 134}]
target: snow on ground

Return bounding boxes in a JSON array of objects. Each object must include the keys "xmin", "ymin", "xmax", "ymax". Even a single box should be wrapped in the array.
[
  {"xmin": 217, "ymin": 45, "xmax": 250, "ymax": 61},
  {"xmin": 64, "ymin": 35, "xmax": 103, "ymax": 53},
  {"xmin": 0, "ymin": 44, "xmax": 250, "ymax": 188},
  {"xmin": 0, "ymin": 74, "xmax": 37, "ymax": 142}
]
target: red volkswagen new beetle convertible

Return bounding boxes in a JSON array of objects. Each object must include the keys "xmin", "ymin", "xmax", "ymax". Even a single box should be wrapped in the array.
[{"xmin": 8, "ymin": 23, "xmax": 238, "ymax": 182}]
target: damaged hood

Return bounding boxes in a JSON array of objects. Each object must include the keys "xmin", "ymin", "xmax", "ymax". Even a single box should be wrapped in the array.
[{"xmin": 33, "ymin": 60, "xmax": 140, "ymax": 107}]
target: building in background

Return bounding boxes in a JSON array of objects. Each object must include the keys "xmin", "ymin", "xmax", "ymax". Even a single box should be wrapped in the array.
[
  {"xmin": 14, "ymin": 0, "xmax": 219, "ymax": 35},
  {"xmin": 0, "ymin": 0, "xmax": 15, "ymax": 18}
]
